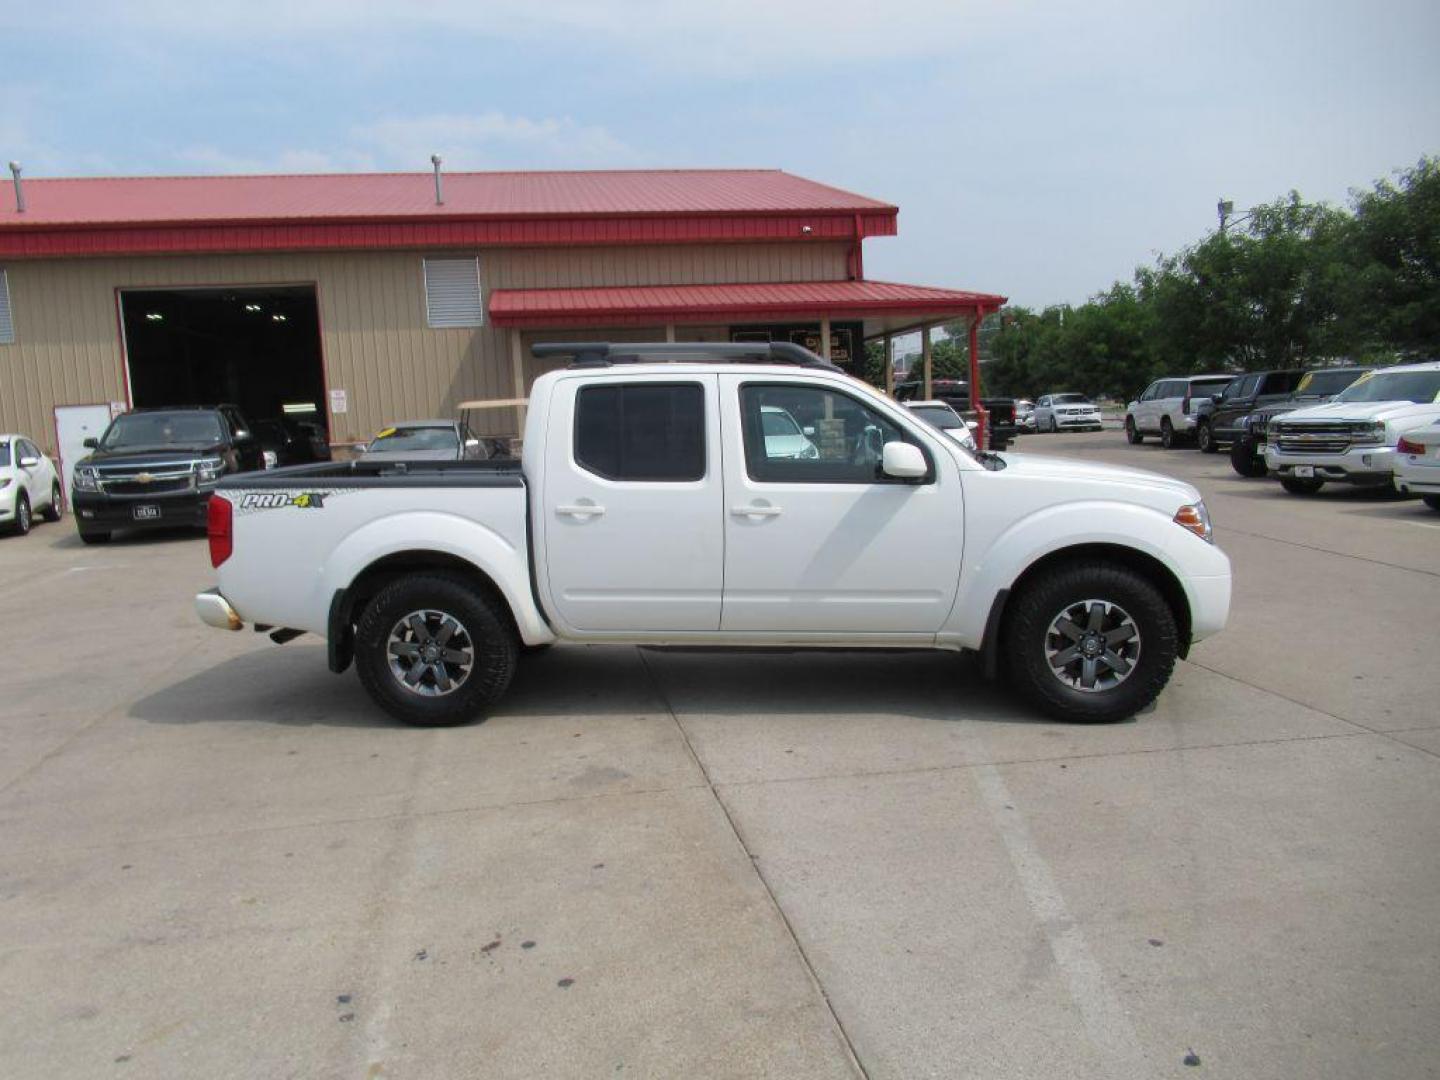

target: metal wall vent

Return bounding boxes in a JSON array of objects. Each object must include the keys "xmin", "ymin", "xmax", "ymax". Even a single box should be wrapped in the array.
[{"xmin": 423, "ymin": 257, "xmax": 484, "ymax": 329}]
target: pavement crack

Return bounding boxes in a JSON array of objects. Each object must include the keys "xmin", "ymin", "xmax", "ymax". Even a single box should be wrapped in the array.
[{"xmin": 636, "ymin": 647, "xmax": 871, "ymax": 1080}]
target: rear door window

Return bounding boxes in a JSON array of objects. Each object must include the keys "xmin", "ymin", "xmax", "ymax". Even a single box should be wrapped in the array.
[{"xmin": 574, "ymin": 383, "xmax": 705, "ymax": 482}]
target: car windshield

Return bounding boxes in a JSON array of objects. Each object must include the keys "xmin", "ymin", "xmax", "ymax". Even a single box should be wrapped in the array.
[
  {"xmin": 1052, "ymin": 394, "xmax": 1092, "ymax": 405},
  {"xmin": 1297, "ymin": 369, "xmax": 1367, "ymax": 397},
  {"xmin": 1334, "ymin": 370, "xmax": 1440, "ymax": 405},
  {"xmin": 909, "ymin": 405, "xmax": 963, "ymax": 429},
  {"xmin": 760, "ymin": 410, "xmax": 803, "ymax": 437},
  {"xmin": 368, "ymin": 426, "xmax": 458, "ymax": 452},
  {"xmin": 102, "ymin": 412, "xmax": 224, "ymax": 448}
]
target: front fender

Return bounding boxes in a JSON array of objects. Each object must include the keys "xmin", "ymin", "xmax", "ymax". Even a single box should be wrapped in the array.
[
  {"xmin": 321, "ymin": 511, "xmax": 552, "ymax": 644},
  {"xmin": 947, "ymin": 500, "xmax": 1230, "ymax": 648}
]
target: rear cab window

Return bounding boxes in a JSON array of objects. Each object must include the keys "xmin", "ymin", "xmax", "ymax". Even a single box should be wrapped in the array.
[{"xmin": 574, "ymin": 382, "xmax": 705, "ymax": 481}]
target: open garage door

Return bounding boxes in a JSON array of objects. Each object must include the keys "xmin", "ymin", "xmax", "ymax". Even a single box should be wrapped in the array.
[{"xmin": 119, "ymin": 285, "xmax": 328, "ymax": 443}]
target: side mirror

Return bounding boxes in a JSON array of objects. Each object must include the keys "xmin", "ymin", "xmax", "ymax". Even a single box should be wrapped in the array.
[
  {"xmin": 83, "ymin": 437, "xmax": 99, "ymax": 449},
  {"xmin": 19, "ymin": 456, "xmax": 40, "ymax": 468},
  {"xmin": 881, "ymin": 442, "xmax": 927, "ymax": 479}
]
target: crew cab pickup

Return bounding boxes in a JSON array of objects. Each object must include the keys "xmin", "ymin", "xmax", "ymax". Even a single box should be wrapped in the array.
[{"xmin": 195, "ymin": 342, "xmax": 1231, "ymax": 726}]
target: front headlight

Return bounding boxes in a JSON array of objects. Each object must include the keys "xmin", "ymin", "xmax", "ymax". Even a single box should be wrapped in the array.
[
  {"xmin": 1351, "ymin": 420, "xmax": 1386, "ymax": 446},
  {"xmin": 1173, "ymin": 500, "xmax": 1213, "ymax": 543},
  {"xmin": 74, "ymin": 466, "xmax": 98, "ymax": 491},
  {"xmin": 195, "ymin": 456, "xmax": 225, "ymax": 484}
]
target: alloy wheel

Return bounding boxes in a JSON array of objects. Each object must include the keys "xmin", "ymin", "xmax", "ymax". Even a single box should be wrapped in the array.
[
  {"xmin": 386, "ymin": 609, "xmax": 475, "ymax": 697},
  {"xmin": 1044, "ymin": 599, "xmax": 1141, "ymax": 693}
]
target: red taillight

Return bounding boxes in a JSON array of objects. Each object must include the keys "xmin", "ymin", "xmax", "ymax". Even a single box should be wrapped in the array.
[
  {"xmin": 207, "ymin": 495, "xmax": 233, "ymax": 567},
  {"xmin": 1397, "ymin": 436, "xmax": 1426, "ymax": 455}
]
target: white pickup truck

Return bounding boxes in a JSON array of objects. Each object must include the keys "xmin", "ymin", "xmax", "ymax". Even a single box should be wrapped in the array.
[{"xmin": 195, "ymin": 342, "xmax": 1230, "ymax": 726}]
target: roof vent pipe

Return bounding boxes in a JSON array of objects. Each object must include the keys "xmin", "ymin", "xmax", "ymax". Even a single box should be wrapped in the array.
[
  {"xmin": 430, "ymin": 154, "xmax": 443, "ymax": 207},
  {"xmin": 8, "ymin": 162, "xmax": 23, "ymax": 213}
]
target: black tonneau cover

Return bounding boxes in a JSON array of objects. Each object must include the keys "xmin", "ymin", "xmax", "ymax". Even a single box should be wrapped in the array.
[{"xmin": 216, "ymin": 457, "xmax": 524, "ymax": 490}]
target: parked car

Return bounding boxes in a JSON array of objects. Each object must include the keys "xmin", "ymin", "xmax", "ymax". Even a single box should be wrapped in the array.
[
  {"xmin": 71, "ymin": 405, "xmax": 263, "ymax": 544},
  {"xmin": 1265, "ymin": 362, "xmax": 1440, "ymax": 494},
  {"xmin": 1014, "ymin": 398, "xmax": 1036, "ymax": 432},
  {"xmin": 893, "ymin": 380, "xmax": 1019, "ymax": 449},
  {"xmin": 0, "ymin": 434, "xmax": 63, "ymax": 536},
  {"xmin": 1033, "ymin": 393, "xmax": 1103, "ymax": 433},
  {"xmin": 1394, "ymin": 420, "xmax": 1440, "ymax": 510},
  {"xmin": 759, "ymin": 404, "xmax": 820, "ymax": 459},
  {"xmin": 904, "ymin": 400, "xmax": 978, "ymax": 449},
  {"xmin": 252, "ymin": 417, "xmax": 332, "ymax": 469},
  {"xmin": 1126, "ymin": 374, "xmax": 1234, "ymax": 448},
  {"xmin": 1228, "ymin": 367, "xmax": 1372, "ymax": 477},
  {"xmin": 361, "ymin": 420, "xmax": 486, "ymax": 462},
  {"xmin": 1195, "ymin": 369, "xmax": 1307, "ymax": 453},
  {"xmin": 196, "ymin": 340, "xmax": 1230, "ymax": 727}
]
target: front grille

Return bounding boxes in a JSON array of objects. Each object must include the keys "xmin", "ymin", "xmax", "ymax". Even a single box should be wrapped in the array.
[
  {"xmin": 1273, "ymin": 422, "xmax": 1351, "ymax": 455},
  {"xmin": 105, "ymin": 477, "xmax": 194, "ymax": 496}
]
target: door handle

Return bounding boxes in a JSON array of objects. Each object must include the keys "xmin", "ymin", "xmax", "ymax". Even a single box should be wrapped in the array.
[
  {"xmin": 731, "ymin": 504, "xmax": 782, "ymax": 518},
  {"xmin": 556, "ymin": 502, "xmax": 606, "ymax": 518}
]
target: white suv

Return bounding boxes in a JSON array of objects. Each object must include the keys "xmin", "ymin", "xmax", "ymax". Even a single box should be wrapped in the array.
[
  {"xmin": 1265, "ymin": 361, "xmax": 1440, "ymax": 495},
  {"xmin": 1033, "ymin": 393, "xmax": 1102, "ymax": 433},
  {"xmin": 1126, "ymin": 374, "xmax": 1233, "ymax": 448}
]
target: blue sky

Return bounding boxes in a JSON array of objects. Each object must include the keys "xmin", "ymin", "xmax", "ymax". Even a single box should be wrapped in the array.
[{"xmin": 2, "ymin": 0, "xmax": 1437, "ymax": 307}]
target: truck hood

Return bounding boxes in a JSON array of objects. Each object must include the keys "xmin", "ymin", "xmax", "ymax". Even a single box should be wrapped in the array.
[
  {"xmin": 996, "ymin": 451, "xmax": 1199, "ymax": 503},
  {"xmin": 1273, "ymin": 400, "xmax": 1440, "ymax": 425},
  {"xmin": 79, "ymin": 443, "xmax": 225, "ymax": 467}
]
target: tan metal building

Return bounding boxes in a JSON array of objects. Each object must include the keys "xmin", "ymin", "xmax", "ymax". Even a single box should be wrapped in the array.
[{"xmin": 0, "ymin": 169, "xmax": 1003, "ymax": 463}]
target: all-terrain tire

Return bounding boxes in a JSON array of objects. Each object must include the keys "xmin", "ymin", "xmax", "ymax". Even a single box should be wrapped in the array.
[
  {"xmin": 1197, "ymin": 420, "xmax": 1217, "ymax": 453},
  {"xmin": 1002, "ymin": 561, "xmax": 1179, "ymax": 723},
  {"xmin": 1230, "ymin": 438, "xmax": 1266, "ymax": 477},
  {"xmin": 354, "ymin": 572, "xmax": 518, "ymax": 726}
]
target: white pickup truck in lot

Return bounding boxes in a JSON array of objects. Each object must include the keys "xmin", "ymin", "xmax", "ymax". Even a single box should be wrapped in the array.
[{"xmin": 195, "ymin": 342, "xmax": 1230, "ymax": 726}]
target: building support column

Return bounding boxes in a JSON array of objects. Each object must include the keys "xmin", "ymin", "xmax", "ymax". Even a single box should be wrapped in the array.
[
  {"xmin": 664, "ymin": 323, "xmax": 676, "ymax": 343},
  {"xmin": 510, "ymin": 329, "xmax": 527, "ymax": 431},
  {"xmin": 921, "ymin": 323, "xmax": 933, "ymax": 400},
  {"xmin": 883, "ymin": 332, "xmax": 894, "ymax": 395},
  {"xmin": 968, "ymin": 309, "xmax": 985, "ymax": 449},
  {"xmin": 820, "ymin": 316, "xmax": 832, "ymax": 364}
]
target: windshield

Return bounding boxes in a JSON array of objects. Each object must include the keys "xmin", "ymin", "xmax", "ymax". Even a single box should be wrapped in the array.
[
  {"xmin": 1051, "ymin": 394, "xmax": 1092, "ymax": 405},
  {"xmin": 760, "ymin": 409, "xmax": 803, "ymax": 437},
  {"xmin": 367, "ymin": 426, "xmax": 459, "ymax": 453},
  {"xmin": 909, "ymin": 405, "xmax": 963, "ymax": 429},
  {"xmin": 1334, "ymin": 370, "xmax": 1440, "ymax": 405},
  {"xmin": 101, "ymin": 412, "xmax": 224, "ymax": 449},
  {"xmin": 1297, "ymin": 369, "xmax": 1367, "ymax": 397}
]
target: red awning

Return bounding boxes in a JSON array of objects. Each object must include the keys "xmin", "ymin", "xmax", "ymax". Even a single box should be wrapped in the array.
[{"xmin": 488, "ymin": 279, "xmax": 1006, "ymax": 330}]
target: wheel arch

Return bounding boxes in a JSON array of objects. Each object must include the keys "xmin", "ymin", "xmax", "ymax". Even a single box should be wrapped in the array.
[{"xmin": 980, "ymin": 541, "xmax": 1194, "ymax": 678}]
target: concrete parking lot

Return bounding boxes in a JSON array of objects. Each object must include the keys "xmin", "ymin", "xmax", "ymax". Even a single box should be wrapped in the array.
[{"xmin": 2, "ymin": 434, "xmax": 1437, "ymax": 1079}]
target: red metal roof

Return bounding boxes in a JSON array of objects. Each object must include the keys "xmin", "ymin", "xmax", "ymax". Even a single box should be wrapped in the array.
[
  {"xmin": 489, "ymin": 279, "xmax": 1007, "ymax": 328},
  {"xmin": 0, "ymin": 169, "xmax": 898, "ymax": 258}
]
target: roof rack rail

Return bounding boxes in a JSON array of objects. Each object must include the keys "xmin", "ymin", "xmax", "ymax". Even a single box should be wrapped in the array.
[{"xmin": 531, "ymin": 341, "xmax": 844, "ymax": 373}]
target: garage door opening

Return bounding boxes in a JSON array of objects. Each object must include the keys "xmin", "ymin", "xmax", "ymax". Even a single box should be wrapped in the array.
[{"xmin": 119, "ymin": 285, "xmax": 328, "ymax": 441}]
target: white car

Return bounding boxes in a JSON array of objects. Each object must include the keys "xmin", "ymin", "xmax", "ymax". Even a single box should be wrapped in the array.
[
  {"xmin": 194, "ymin": 341, "xmax": 1230, "ymax": 727},
  {"xmin": 1126, "ymin": 374, "xmax": 1234, "ymax": 448},
  {"xmin": 904, "ymin": 400, "xmax": 978, "ymax": 449},
  {"xmin": 1393, "ymin": 419, "xmax": 1440, "ymax": 510},
  {"xmin": 1264, "ymin": 362, "xmax": 1440, "ymax": 494},
  {"xmin": 0, "ymin": 434, "xmax": 63, "ymax": 536},
  {"xmin": 760, "ymin": 405, "xmax": 820, "ymax": 459},
  {"xmin": 1034, "ymin": 394, "xmax": 1103, "ymax": 433}
]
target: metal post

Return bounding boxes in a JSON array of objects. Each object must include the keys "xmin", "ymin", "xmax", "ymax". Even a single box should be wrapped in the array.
[
  {"xmin": 921, "ymin": 324, "xmax": 933, "ymax": 400},
  {"xmin": 883, "ymin": 332, "xmax": 894, "ymax": 395},
  {"xmin": 431, "ymin": 155, "xmax": 444, "ymax": 206},
  {"xmin": 820, "ymin": 316, "xmax": 831, "ymax": 365},
  {"xmin": 664, "ymin": 324, "xmax": 676, "ymax": 343},
  {"xmin": 968, "ymin": 311, "xmax": 986, "ymax": 449},
  {"xmin": 8, "ymin": 162, "xmax": 23, "ymax": 213},
  {"xmin": 510, "ymin": 330, "xmax": 527, "ymax": 430}
]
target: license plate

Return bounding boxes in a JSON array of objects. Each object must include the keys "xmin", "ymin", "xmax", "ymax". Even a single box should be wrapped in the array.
[
  {"xmin": 132, "ymin": 504, "xmax": 161, "ymax": 520},
  {"xmin": 1294, "ymin": 465, "xmax": 1315, "ymax": 479}
]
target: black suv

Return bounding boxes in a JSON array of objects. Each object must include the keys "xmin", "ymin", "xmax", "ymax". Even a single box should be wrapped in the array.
[
  {"xmin": 71, "ymin": 405, "xmax": 264, "ymax": 543},
  {"xmin": 1227, "ymin": 367, "xmax": 1372, "ymax": 477},
  {"xmin": 1195, "ymin": 370, "xmax": 1307, "ymax": 453}
]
